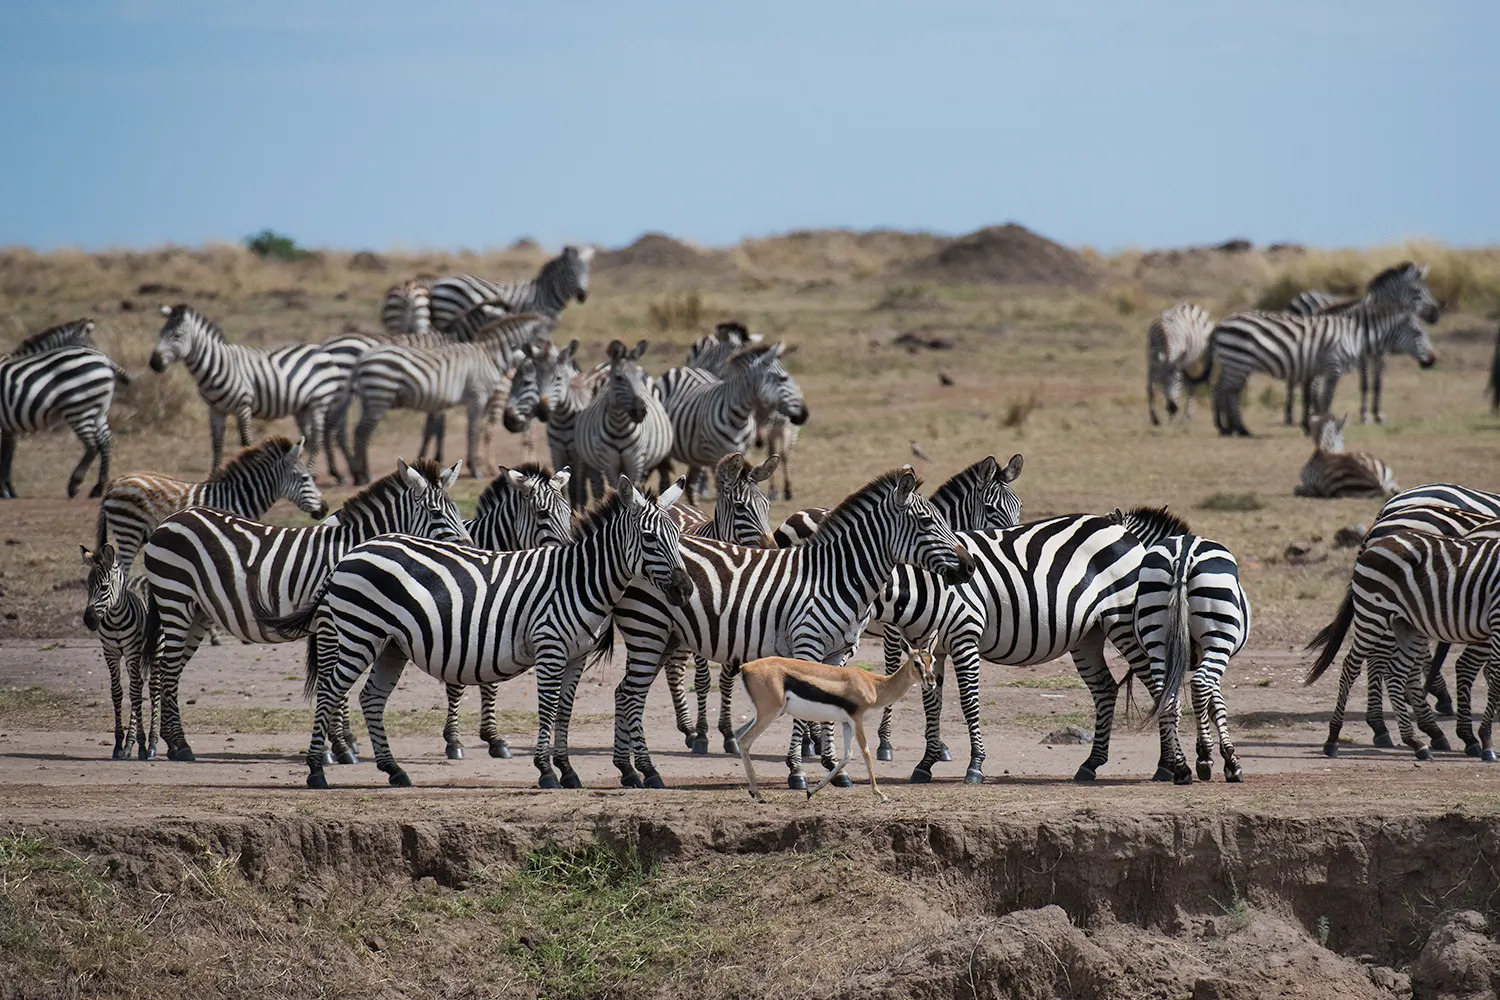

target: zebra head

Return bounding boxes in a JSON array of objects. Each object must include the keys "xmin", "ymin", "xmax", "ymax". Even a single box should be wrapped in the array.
[
  {"xmin": 710, "ymin": 451, "xmax": 778, "ymax": 547},
  {"xmin": 538, "ymin": 245, "xmax": 594, "ymax": 308},
  {"xmin": 864, "ymin": 467, "xmax": 976, "ymax": 586},
  {"xmin": 497, "ymin": 463, "xmax": 574, "ymax": 548},
  {"xmin": 605, "ymin": 339, "xmax": 652, "ymax": 424},
  {"xmin": 1371, "ymin": 261, "xmax": 1441, "ymax": 324},
  {"xmin": 150, "ymin": 304, "xmax": 216, "ymax": 372},
  {"xmin": 621, "ymin": 475, "xmax": 694, "ymax": 606},
  {"xmin": 276, "ymin": 438, "xmax": 330, "ymax": 518},
  {"xmin": 80, "ymin": 543, "xmax": 124, "ymax": 632},
  {"xmin": 398, "ymin": 458, "xmax": 472, "ymax": 544},
  {"xmin": 1370, "ymin": 302, "xmax": 1437, "ymax": 370},
  {"xmin": 930, "ymin": 454, "xmax": 1024, "ymax": 532},
  {"xmin": 729, "ymin": 342, "xmax": 809, "ymax": 426},
  {"xmin": 686, "ymin": 321, "xmax": 761, "ymax": 373},
  {"xmin": 1309, "ymin": 413, "xmax": 1348, "ymax": 452}
]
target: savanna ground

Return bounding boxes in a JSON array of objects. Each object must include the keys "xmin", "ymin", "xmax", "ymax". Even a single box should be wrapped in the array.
[{"xmin": 3, "ymin": 229, "xmax": 1500, "ymax": 998}]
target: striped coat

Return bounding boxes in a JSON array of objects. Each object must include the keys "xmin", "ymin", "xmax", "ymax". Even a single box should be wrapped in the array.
[
  {"xmin": 428, "ymin": 246, "xmax": 594, "ymax": 331},
  {"xmin": 82, "ymin": 543, "xmax": 156, "ymax": 760},
  {"xmin": 1145, "ymin": 302, "xmax": 1214, "ymax": 425},
  {"xmin": 1, "ymin": 343, "xmax": 123, "ymax": 498},
  {"xmin": 1294, "ymin": 414, "xmax": 1398, "ymax": 498},
  {"xmin": 574, "ymin": 340, "xmax": 674, "ymax": 489}
]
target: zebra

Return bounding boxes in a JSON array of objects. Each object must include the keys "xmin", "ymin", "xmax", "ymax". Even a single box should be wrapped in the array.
[
  {"xmin": 1191, "ymin": 300, "xmax": 1435, "ymax": 436},
  {"xmin": 504, "ymin": 341, "xmax": 609, "ymax": 508},
  {"xmin": 1145, "ymin": 303, "xmax": 1214, "ymax": 426},
  {"xmin": 428, "ymin": 245, "xmax": 594, "ymax": 332},
  {"xmin": 1, "ymin": 344, "xmax": 124, "ymax": 498},
  {"xmin": 97, "ymin": 435, "xmax": 328, "ymax": 566},
  {"xmin": 574, "ymin": 339, "xmax": 674, "ymax": 491},
  {"xmin": 867, "ymin": 513, "xmax": 1195, "ymax": 785},
  {"xmin": 81, "ymin": 543, "xmax": 157, "ymax": 761},
  {"xmin": 441, "ymin": 462, "xmax": 575, "ymax": 761},
  {"xmin": 657, "ymin": 343, "xmax": 809, "ymax": 503},
  {"xmin": 11, "ymin": 318, "xmax": 105, "ymax": 357},
  {"xmin": 1293, "ymin": 413, "xmax": 1398, "ymax": 498},
  {"xmin": 254, "ymin": 476, "xmax": 692, "ymax": 790},
  {"xmin": 1305, "ymin": 525, "xmax": 1500, "ymax": 761},
  {"xmin": 347, "ymin": 312, "xmax": 551, "ymax": 484},
  {"xmin": 608, "ymin": 467, "xmax": 977, "ymax": 789},
  {"xmin": 1109, "ymin": 506, "xmax": 1250, "ymax": 782},
  {"xmin": 150, "ymin": 304, "xmax": 342, "ymax": 477},
  {"xmin": 141, "ymin": 458, "xmax": 469, "ymax": 762},
  {"xmin": 380, "ymin": 280, "xmax": 432, "ymax": 337},
  {"xmin": 1287, "ymin": 261, "xmax": 1441, "ymax": 424},
  {"xmin": 686, "ymin": 321, "xmax": 761, "ymax": 373}
]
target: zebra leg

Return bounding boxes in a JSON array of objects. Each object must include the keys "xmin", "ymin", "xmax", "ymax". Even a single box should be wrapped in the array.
[
  {"xmin": 1283, "ymin": 377, "xmax": 1296, "ymax": 426},
  {"xmin": 90, "ymin": 423, "xmax": 112, "ymax": 499},
  {"xmin": 1428, "ymin": 643, "xmax": 1455, "ymax": 716},
  {"xmin": 304, "ymin": 633, "xmax": 344, "ymax": 789},
  {"xmin": 910, "ymin": 651, "xmax": 948, "ymax": 781},
  {"xmin": 553, "ymin": 657, "xmax": 587, "ymax": 788},
  {"xmin": 949, "ymin": 636, "xmax": 987, "ymax": 783},
  {"xmin": 1323, "ymin": 644, "xmax": 1367, "ymax": 756},
  {"xmin": 0, "ymin": 430, "xmax": 16, "ymax": 497},
  {"xmin": 208, "ymin": 410, "xmax": 227, "ymax": 474},
  {"xmin": 297, "ymin": 405, "xmax": 329, "ymax": 485},
  {"xmin": 64, "ymin": 419, "xmax": 101, "ymax": 500},
  {"xmin": 442, "ymin": 682, "xmax": 466, "ymax": 759},
  {"xmin": 479, "ymin": 681, "xmax": 509, "ymax": 758},
  {"xmin": 1191, "ymin": 669, "xmax": 1214, "ymax": 781},
  {"xmin": 533, "ymin": 651, "xmax": 570, "ymax": 788},
  {"xmin": 359, "ymin": 646, "xmax": 411, "ymax": 786},
  {"xmin": 234, "ymin": 405, "xmax": 253, "ymax": 448},
  {"xmin": 1388, "ymin": 622, "xmax": 1433, "ymax": 760},
  {"xmin": 127, "ymin": 646, "xmax": 148, "ymax": 761},
  {"xmin": 717, "ymin": 661, "xmax": 740, "ymax": 754},
  {"xmin": 104, "ymin": 646, "xmax": 127, "ymax": 760},
  {"xmin": 351, "ymin": 398, "xmax": 389, "ymax": 485},
  {"xmin": 1364, "ymin": 649, "xmax": 1394, "ymax": 748},
  {"xmin": 1454, "ymin": 645, "xmax": 1485, "ymax": 756},
  {"xmin": 465, "ymin": 400, "xmax": 484, "ymax": 478},
  {"xmin": 690, "ymin": 654, "xmax": 712, "ymax": 755},
  {"xmin": 158, "ymin": 614, "xmax": 210, "ymax": 761},
  {"xmin": 1371, "ymin": 354, "xmax": 1386, "ymax": 424},
  {"xmin": 1478, "ymin": 629, "xmax": 1500, "ymax": 762},
  {"xmin": 1148, "ymin": 367, "xmax": 1161, "ymax": 426},
  {"xmin": 876, "ymin": 624, "xmax": 906, "ymax": 761},
  {"xmin": 612, "ymin": 645, "xmax": 667, "ymax": 788},
  {"xmin": 1070, "ymin": 629, "xmax": 1118, "ymax": 780},
  {"xmin": 663, "ymin": 652, "xmax": 694, "ymax": 748}
]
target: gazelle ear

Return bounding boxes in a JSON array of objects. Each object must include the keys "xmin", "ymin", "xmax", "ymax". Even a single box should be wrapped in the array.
[
  {"xmin": 752, "ymin": 454, "xmax": 780, "ymax": 481},
  {"xmin": 81, "ymin": 544, "xmax": 94, "ymax": 566},
  {"xmin": 659, "ymin": 477, "xmax": 686, "ymax": 508},
  {"xmin": 441, "ymin": 461, "xmax": 462, "ymax": 490}
]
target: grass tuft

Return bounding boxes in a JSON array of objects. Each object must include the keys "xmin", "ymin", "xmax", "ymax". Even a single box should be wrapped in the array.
[{"xmin": 1196, "ymin": 492, "xmax": 1264, "ymax": 512}]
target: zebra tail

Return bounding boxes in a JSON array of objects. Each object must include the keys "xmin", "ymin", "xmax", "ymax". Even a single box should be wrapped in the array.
[
  {"xmin": 107, "ymin": 357, "xmax": 132, "ymax": 386},
  {"xmin": 245, "ymin": 572, "xmax": 330, "ymax": 644},
  {"xmin": 141, "ymin": 595, "xmax": 161, "ymax": 683},
  {"xmin": 587, "ymin": 619, "xmax": 615, "ymax": 669},
  {"xmin": 1427, "ymin": 641, "xmax": 1453, "ymax": 695},
  {"xmin": 1304, "ymin": 585, "xmax": 1355, "ymax": 685},
  {"xmin": 1147, "ymin": 541, "xmax": 1194, "ymax": 724},
  {"xmin": 1184, "ymin": 332, "xmax": 1216, "ymax": 387}
]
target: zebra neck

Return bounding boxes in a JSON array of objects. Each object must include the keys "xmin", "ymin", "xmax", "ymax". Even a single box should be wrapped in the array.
[
  {"xmin": 570, "ymin": 514, "xmax": 639, "ymax": 606},
  {"xmin": 199, "ymin": 473, "xmax": 278, "ymax": 519},
  {"xmin": 179, "ymin": 328, "xmax": 230, "ymax": 382},
  {"xmin": 710, "ymin": 373, "xmax": 760, "ymax": 425},
  {"xmin": 800, "ymin": 523, "xmax": 912, "ymax": 610}
]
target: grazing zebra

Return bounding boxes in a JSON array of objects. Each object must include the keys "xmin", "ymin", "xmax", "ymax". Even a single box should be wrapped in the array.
[
  {"xmin": 1110, "ymin": 506, "xmax": 1250, "ymax": 782},
  {"xmin": 150, "ymin": 304, "xmax": 342, "ymax": 477},
  {"xmin": 1288, "ymin": 261, "xmax": 1441, "ymax": 424},
  {"xmin": 1191, "ymin": 300, "xmax": 1435, "ymax": 436},
  {"xmin": 867, "ymin": 514, "xmax": 1194, "ymax": 784},
  {"xmin": 141, "ymin": 458, "xmax": 468, "ymax": 762},
  {"xmin": 1306, "ymin": 526, "xmax": 1500, "ymax": 761},
  {"xmin": 256, "ymin": 476, "xmax": 692, "ymax": 790},
  {"xmin": 380, "ymin": 280, "xmax": 432, "ymax": 337},
  {"xmin": 81, "ymin": 544, "xmax": 157, "ymax": 761},
  {"xmin": 428, "ymin": 245, "xmax": 594, "ymax": 332},
  {"xmin": 1, "ymin": 345, "xmax": 123, "ymax": 498},
  {"xmin": 574, "ymin": 340, "xmax": 674, "ymax": 490},
  {"xmin": 347, "ymin": 313, "xmax": 551, "ymax": 483},
  {"xmin": 1145, "ymin": 302, "xmax": 1214, "ymax": 425},
  {"xmin": 1293, "ymin": 413, "xmax": 1398, "ymax": 498},
  {"xmin": 441, "ymin": 462, "xmax": 575, "ymax": 761},
  {"xmin": 97, "ymin": 436, "xmax": 328, "ymax": 566},
  {"xmin": 11, "ymin": 318, "xmax": 106, "ymax": 357},
  {"xmin": 657, "ymin": 343, "xmax": 808, "ymax": 503},
  {"xmin": 504, "ymin": 341, "xmax": 609, "ymax": 508},
  {"xmin": 608, "ymin": 467, "xmax": 977, "ymax": 789}
]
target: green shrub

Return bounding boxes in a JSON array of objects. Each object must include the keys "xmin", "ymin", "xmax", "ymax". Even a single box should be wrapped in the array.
[{"xmin": 244, "ymin": 230, "xmax": 309, "ymax": 261}]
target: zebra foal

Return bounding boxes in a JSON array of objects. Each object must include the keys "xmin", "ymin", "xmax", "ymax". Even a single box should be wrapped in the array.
[
  {"xmin": 1293, "ymin": 414, "xmax": 1398, "ymax": 499},
  {"xmin": 82, "ymin": 543, "xmax": 157, "ymax": 760}
]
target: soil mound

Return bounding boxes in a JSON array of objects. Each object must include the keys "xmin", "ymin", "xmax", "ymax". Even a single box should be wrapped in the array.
[
  {"xmin": 599, "ymin": 232, "xmax": 730, "ymax": 276},
  {"xmin": 904, "ymin": 223, "xmax": 1097, "ymax": 288}
]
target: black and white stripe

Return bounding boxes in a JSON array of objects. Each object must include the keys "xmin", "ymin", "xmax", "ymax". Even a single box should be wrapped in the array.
[
  {"xmin": 505, "ymin": 342, "xmax": 609, "ymax": 508},
  {"xmin": 254, "ymin": 477, "xmax": 691, "ymax": 790},
  {"xmin": 574, "ymin": 339, "xmax": 674, "ymax": 490},
  {"xmin": 428, "ymin": 245, "xmax": 594, "ymax": 332},
  {"xmin": 1293, "ymin": 413, "xmax": 1398, "ymax": 498},
  {"xmin": 1192, "ymin": 300, "xmax": 1435, "ymax": 436},
  {"xmin": 1, "ymin": 344, "xmax": 122, "ymax": 498},
  {"xmin": 150, "ymin": 304, "xmax": 342, "ymax": 477},
  {"xmin": 1145, "ymin": 302, "xmax": 1214, "ymax": 425},
  {"xmin": 82, "ymin": 543, "xmax": 156, "ymax": 761},
  {"xmin": 608, "ymin": 468, "xmax": 976, "ymax": 789},
  {"xmin": 141, "ymin": 459, "xmax": 469, "ymax": 762},
  {"xmin": 380, "ymin": 280, "xmax": 432, "ymax": 337}
]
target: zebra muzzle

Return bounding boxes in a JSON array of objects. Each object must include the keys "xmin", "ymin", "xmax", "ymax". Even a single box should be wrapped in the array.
[
  {"xmin": 502, "ymin": 408, "xmax": 529, "ymax": 433},
  {"xmin": 789, "ymin": 403, "xmax": 810, "ymax": 426},
  {"xmin": 941, "ymin": 546, "xmax": 977, "ymax": 586},
  {"xmin": 661, "ymin": 568, "xmax": 695, "ymax": 607},
  {"xmin": 82, "ymin": 608, "xmax": 98, "ymax": 631}
]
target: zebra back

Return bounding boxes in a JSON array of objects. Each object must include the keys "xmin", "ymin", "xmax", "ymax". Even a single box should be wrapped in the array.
[
  {"xmin": 429, "ymin": 246, "xmax": 594, "ymax": 331},
  {"xmin": 0, "ymin": 346, "xmax": 121, "ymax": 436},
  {"xmin": 1108, "ymin": 505, "xmax": 1191, "ymax": 548},
  {"xmin": 1379, "ymin": 483, "xmax": 1500, "ymax": 522},
  {"xmin": 11, "ymin": 319, "xmax": 98, "ymax": 357},
  {"xmin": 685, "ymin": 321, "xmax": 761, "ymax": 374}
]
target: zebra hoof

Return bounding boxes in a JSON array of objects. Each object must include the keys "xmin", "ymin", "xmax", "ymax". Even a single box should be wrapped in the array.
[
  {"xmin": 446, "ymin": 744, "xmax": 464, "ymax": 761},
  {"xmin": 322, "ymin": 750, "xmax": 335, "ymax": 766},
  {"xmin": 169, "ymin": 746, "xmax": 196, "ymax": 762},
  {"xmin": 538, "ymin": 773, "xmax": 561, "ymax": 790},
  {"xmin": 801, "ymin": 740, "xmax": 816, "ymax": 760},
  {"xmin": 387, "ymin": 769, "xmax": 412, "ymax": 787},
  {"xmin": 208, "ymin": 634, "xmax": 222, "ymax": 647},
  {"xmin": 1197, "ymin": 761, "xmax": 1213, "ymax": 782},
  {"xmin": 111, "ymin": 746, "xmax": 127, "ymax": 761},
  {"xmin": 336, "ymin": 749, "xmax": 357, "ymax": 766},
  {"xmin": 1174, "ymin": 768, "xmax": 1193, "ymax": 786},
  {"xmin": 963, "ymin": 768, "xmax": 985, "ymax": 785},
  {"xmin": 690, "ymin": 736, "xmax": 709, "ymax": 756},
  {"xmin": 1073, "ymin": 765, "xmax": 1097, "ymax": 782},
  {"xmin": 876, "ymin": 741, "xmax": 894, "ymax": 762},
  {"xmin": 1429, "ymin": 734, "xmax": 1454, "ymax": 753},
  {"xmin": 787, "ymin": 773, "xmax": 808, "ymax": 791},
  {"xmin": 722, "ymin": 738, "xmax": 740, "ymax": 755},
  {"xmin": 1466, "ymin": 742, "xmax": 1483, "ymax": 758},
  {"xmin": 1372, "ymin": 732, "xmax": 1395, "ymax": 749},
  {"xmin": 1415, "ymin": 747, "xmax": 1433, "ymax": 762},
  {"xmin": 88, "ymin": 483, "xmax": 103, "ymax": 499},
  {"xmin": 683, "ymin": 733, "xmax": 696, "ymax": 750},
  {"xmin": 1436, "ymin": 699, "xmax": 1456, "ymax": 718},
  {"xmin": 1484, "ymin": 750, "xmax": 1498, "ymax": 763},
  {"xmin": 831, "ymin": 773, "xmax": 852, "ymax": 789},
  {"xmin": 619, "ymin": 771, "xmax": 643, "ymax": 789},
  {"xmin": 644, "ymin": 773, "xmax": 666, "ymax": 790},
  {"xmin": 1322, "ymin": 742, "xmax": 1339, "ymax": 758},
  {"xmin": 488, "ymin": 741, "xmax": 511, "ymax": 759},
  {"xmin": 307, "ymin": 771, "xmax": 329, "ymax": 790},
  {"xmin": 1152, "ymin": 766, "xmax": 1175, "ymax": 782},
  {"xmin": 1225, "ymin": 766, "xmax": 1244, "ymax": 783},
  {"xmin": 939, "ymin": 743, "xmax": 953, "ymax": 763},
  {"xmin": 561, "ymin": 772, "xmax": 583, "ymax": 789},
  {"xmin": 909, "ymin": 767, "xmax": 933, "ymax": 784},
  {"xmin": 138, "ymin": 745, "xmax": 155, "ymax": 761}
]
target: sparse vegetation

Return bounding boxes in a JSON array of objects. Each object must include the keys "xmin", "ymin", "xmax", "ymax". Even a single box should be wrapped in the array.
[
  {"xmin": 1002, "ymin": 393, "xmax": 1041, "ymax": 432},
  {"xmin": 1197, "ymin": 492, "xmax": 1264, "ymax": 512},
  {"xmin": 646, "ymin": 289, "xmax": 709, "ymax": 331},
  {"xmin": 244, "ymin": 229, "xmax": 310, "ymax": 261}
]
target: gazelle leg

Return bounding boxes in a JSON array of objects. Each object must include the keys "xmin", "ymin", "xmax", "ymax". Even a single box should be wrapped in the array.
[
  {"xmin": 854, "ymin": 716, "xmax": 886, "ymax": 802},
  {"xmin": 734, "ymin": 707, "xmax": 781, "ymax": 802}
]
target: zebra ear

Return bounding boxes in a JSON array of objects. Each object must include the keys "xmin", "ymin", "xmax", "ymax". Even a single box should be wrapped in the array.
[
  {"xmin": 716, "ymin": 452, "xmax": 746, "ymax": 482},
  {"xmin": 765, "ymin": 342, "xmax": 785, "ymax": 361},
  {"xmin": 632, "ymin": 339, "xmax": 650, "ymax": 360},
  {"xmin": 100, "ymin": 543, "xmax": 116, "ymax": 566},
  {"xmin": 607, "ymin": 340, "xmax": 626, "ymax": 362},
  {"xmin": 1418, "ymin": 263, "xmax": 1430, "ymax": 279},
  {"xmin": 552, "ymin": 468, "xmax": 572, "ymax": 492},
  {"xmin": 80, "ymin": 544, "xmax": 94, "ymax": 566},
  {"xmin": 1001, "ymin": 453, "xmax": 1023, "ymax": 482},
  {"xmin": 1109, "ymin": 507, "xmax": 1123, "ymax": 524},
  {"xmin": 398, "ymin": 458, "xmax": 425, "ymax": 492},
  {"xmin": 752, "ymin": 454, "xmax": 780, "ymax": 482},
  {"xmin": 288, "ymin": 438, "xmax": 305, "ymax": 462},
  {"xmin": 575, "ymin": 245, "xmax": 596, "ymax": 263},
  {"xmin": 659, "ymin": 478, "xmax": 686, "ymax": 509},
  {"xmin": 618, "ymin": 474, "xmax": 639, "ymax": 503},
  {"xmin": 440, "ymin": 462, "xmax": 462, "ymax": 490},
  {"xmin": 565, "ymin": 338, "xmax": 580, "ymax": 358},
  {"xmin": 895, "ymin": 468, "xmax": 918, "ymax": 503},
  {"xmin": 505, "ymin": 467, "xmax": 526, "ymax": 486},
  {"xmin": 159, "ymin": 304, "xmax": 172, "ymax": 317}
]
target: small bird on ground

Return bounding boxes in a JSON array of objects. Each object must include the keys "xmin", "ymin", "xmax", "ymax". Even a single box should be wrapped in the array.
[{"xmin": 909, "ymin": 439, "xmax": 932, "ymax": 462}]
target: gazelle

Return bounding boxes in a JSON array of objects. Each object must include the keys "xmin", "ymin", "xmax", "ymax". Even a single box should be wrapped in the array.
[{"xmin": 734, "ymin": 647, "xmax": 936, "ymax": 803}]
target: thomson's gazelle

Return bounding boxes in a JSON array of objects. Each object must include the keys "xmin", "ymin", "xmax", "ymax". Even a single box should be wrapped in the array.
[{"xmin": 734, "ymin": 648, "xmax": 936, "ymax": 802}]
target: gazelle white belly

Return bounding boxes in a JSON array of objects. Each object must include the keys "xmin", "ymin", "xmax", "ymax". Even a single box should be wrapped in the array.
[{"xmin": 783, "ymin": 691, "xmax": 854, "ymax": 725}]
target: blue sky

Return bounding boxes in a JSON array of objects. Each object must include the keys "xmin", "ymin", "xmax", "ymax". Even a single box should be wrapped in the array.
[{"xmin": 1, "ymin": 2, "xmax": 1496, "ymax": 252}]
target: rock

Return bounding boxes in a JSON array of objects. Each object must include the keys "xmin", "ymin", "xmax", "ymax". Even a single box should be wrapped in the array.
[
  {"xmin": 1333, "ymin": 525, "xmax": 1367, "ymax": 549},
  {"xmin": 1042, "ymin": 725, "xmax": 1092, "ymax": 745},
  {"xmin": 1284, "ymin": 541, "xmax": 1328, "ymax": 566},
  {"xmin": 1192, "ymin": 977, "xmax": 1254, "ymax": 1000},
  {"xmin": 938, "ymin": 371, "xmax": 955, "ymax": 386},
  {"xmin": 1410, "ymin": 909, "xmax": 1500, "ymax": 1000}
]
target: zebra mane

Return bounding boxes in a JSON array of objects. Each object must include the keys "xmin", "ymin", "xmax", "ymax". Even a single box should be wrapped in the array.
[
  {"xmin": 206, "ymin": 435, "xmax": 298, "ymax": 483},
  {"xmin": 165, "ymin": 304, "xmax": 225, "ymax": 341},
  {"xmin": 809, "ymin": 469, "xmax": 921, "ymax": 545},
  {"xmin": 930, "ymin": 457, "xmax": 997, "ymax": 510},
  {"xmin": 13, "ymin": 318, "xmax": 96, "ymax": 356},
  {"xmin": 475, "ymin": 461, "xmax": 554, "ymax": 515},
  {"xmin": 340, "ymin": 458, "xmax": 445, "ymax": 518},
  {"xmin": 1112, "ymin": 505, "xmax": 1191, "ymax": 545},
  {"xmin": 570, "ymin": 484, "xmax": 630, "ymax": 539},
  {"xmin": 1369, "ymin": 261, "xmax": 1419, "ymax": 290},
  {"xmin": 472, "ymin": 311, "xmax": 552, "ymax": 345},
  {"xmin": 725, "ymin": 342, "xmax": 778, "ymax": 366},
  {"xmin": 539, "ymin": 248, "xmax": 587, "ymax": 287}
]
